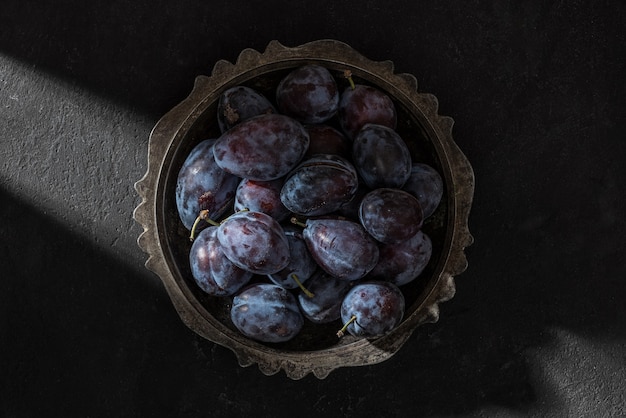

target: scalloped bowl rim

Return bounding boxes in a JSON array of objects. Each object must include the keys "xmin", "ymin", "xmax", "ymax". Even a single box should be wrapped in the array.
[{"xmin": 133, "ymin": 39, "xmax": 475, "ymax": 380}]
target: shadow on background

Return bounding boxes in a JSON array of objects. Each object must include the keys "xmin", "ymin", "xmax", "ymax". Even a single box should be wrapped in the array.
[
  {"xmin": 1, "ymin": 0, "xmax": 381, "ymax": 119},
  {"xmin": 2, "ymin": 0, "xmax": 626, "ymax": 416},
  {"xmin": 2, "ymin": 0, "xmax": 232, "ymax": 117},
  {"xmin": 0, "ymin": 184, "xmax": 539, "ymax": 416},
  {"xmin": 0, "ymin": 186, "xmax": 198, "ymax": 415}
]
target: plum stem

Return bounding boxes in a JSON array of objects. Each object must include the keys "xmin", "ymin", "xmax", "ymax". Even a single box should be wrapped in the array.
[
  {"xmin": 336, "ymin": 315, "xmax": 357, "ymax": 338},
  {"xmin": 291, "ymin": 273, "xmax": 314, "ymax": 298},
  {"xmin": 290, "ymin": 216, "xmax": 307, "ymax": 228},
  {"xmin": 189, "ymin": 209, "xmax": 219, "ymax": 241},
  {"xmin": 343, "ymin": 69, "xmax": 356, "ymax": 90}
]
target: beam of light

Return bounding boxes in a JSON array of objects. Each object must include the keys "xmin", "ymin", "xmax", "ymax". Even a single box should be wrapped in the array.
[
  {"xmin": 0, "ymin": 53, "xmax": 157, "ymax": 274},
  {"xmin": 525, "ymin": 327, "xmax": 626, "ymax": 416}
]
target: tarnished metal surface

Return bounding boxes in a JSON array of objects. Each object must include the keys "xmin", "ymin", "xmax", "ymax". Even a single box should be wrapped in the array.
[{"xmin": 133, "ymin": 39, "xmax": 475, "ymax": 379}]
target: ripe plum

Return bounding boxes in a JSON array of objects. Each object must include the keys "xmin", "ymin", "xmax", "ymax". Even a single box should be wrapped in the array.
[
  {"xmin": 268, "ymin": 225, "xmax": 317, "ymax": 291},
  {"xmin": 276, "ymin": 64, "xmax": 339, "ymax": 124},
  {"xmin": 213, "ymin": 113, "xmax": 310, "ymax": 181},
  {"xmin": 402, "ymin": 163, "xmax": 444, "ymax": 218},
  {"xmin": 217, "ymin": 85, "xmax": 276, "ymax": 133},
  {"xmin": 175, "ymin": 139, "xmax": 239, "ymax": 230},
  {"xmin": 352, "ymin": 123, "xmax": 412, "ymax": 189},
  {"xmin": 338, "ymin": 281, "xmax": 405, "ymax": 338},
  {"xmin": 297, "ymin": 270, "xmax": 354, "ymax": 324},
  {"xmin": 304, "ymin": 124, "xmax": 351, "ymax": 159},
  {"xmin": 217, "ymin": 211, "xmax": 290, "ymax": 275},
  {"xmin": 189, "ymin": 226, "xmax": 253, "ymax": 296},
  {"xmin": 231, "ymin": 283, "xmax": 304, "ymax": 343},
  {"xmin": 302, "ymin": 218, "xmax": 379, "ymax": 281},
  {"xmin": 234, "ymin": 178, "xmax": 290, "ymax": 222},
  {"xmin": 338, "ymin": 84, "xmax": 397, "ymax": 139},
  {"xmin": 368, "ymin": 230, "xmax": 432, "ymax": 286},
  {"xmin": 359, "ymin": 188, "xmax": 423, "ymax": 244},
  {"xmin": 280, "ymin": 154, "xmax": 359, "ymax": 216}
]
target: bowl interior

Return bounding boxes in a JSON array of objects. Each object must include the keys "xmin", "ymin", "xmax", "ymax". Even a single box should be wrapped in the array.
[{"xmin": 157, "ymin": 59, "xmax": 451, "ymax": 352}]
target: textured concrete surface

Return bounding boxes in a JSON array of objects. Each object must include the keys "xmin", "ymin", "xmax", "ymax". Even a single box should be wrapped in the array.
[{"xmin": 1, "ymin": 1, "xmax": 625, "ymax": 417}]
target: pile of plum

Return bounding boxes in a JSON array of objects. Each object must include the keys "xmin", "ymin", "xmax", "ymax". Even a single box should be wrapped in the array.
[{"xmin": 175, "ymin": 64, "xmax": 444, "ymax": 344}]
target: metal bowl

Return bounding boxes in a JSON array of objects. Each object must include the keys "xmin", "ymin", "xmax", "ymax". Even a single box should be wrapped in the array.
[{"xmin": 133, "ymin": 39, "xmax": 474, "ymax": 379}]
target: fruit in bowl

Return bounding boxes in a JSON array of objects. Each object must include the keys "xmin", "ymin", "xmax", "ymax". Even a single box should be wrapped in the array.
[{"xmin": 134, "ymin": 40, "xmax": 474, "ymax": 379}]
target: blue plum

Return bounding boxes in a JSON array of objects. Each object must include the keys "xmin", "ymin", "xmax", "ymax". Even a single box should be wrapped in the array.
[
  {"xmin": 338, "ymin": 84, "xmax": 397, "ymax": 139},
  {"xmin": 367, "ymin": 230, "xmax": 432, "ymax": 286},
  {"xmin": 304, "ymin": 124, "xmax": 352, "ymax": 159},
  {"xmin": 359, "ymin": 188, "xmax": 423, "ymax": 244},
  {"xmin": 402, "ymin": 163, "xmax": 444, "ymax": 219},
  {"xmin": 217, "ymin": 85, "xmax": 276, "ymax": 133},
  {"xmin": 297, "ymin": 270, "xmax": 354, "ymax": 324},
  {"xmin": 231, "ymin": 283, "xmax": 304, "ymax": 343},
  {"xmin": 352, "ymin": 123, "xmax": 412, "ymax": 189},
  {"xmin": 338, "ymin": 281, "xmax": 405, "ymax": 338},
  {"xmin": 217, "ymin": 211, "xmax": 290, "ymax": 275},
  {"xmin": 175, "ymin": 139, "xmax": 239, "ymax": 230},
  {"xmin": 189, "ymin": 226, "xmax": 253, "ymax": 296},
  {"xmin": 302, "ymin": 218, "xmax": 379, "ymax": 281},
  {"xmin": 213, "ymin": 114, "xmax": 309, "ymax": 181},
  {"xmin": 276, "ymin": 64, "xmax": 339, "ymax": 124},
  {"xmin": 280, "ymin": 154, "xmax": 359, "ymax": 217},
  {"xmin": 234, "ymin": 178, "xmax": 290, "ymax": 223},
  {"xmin": 268, "ymin": 225, "xmax": 318, "ymax": 292}
]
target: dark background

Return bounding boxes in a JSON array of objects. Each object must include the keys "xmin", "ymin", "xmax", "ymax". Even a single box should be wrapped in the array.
[{"xmin": 2, "ymin": 1, "xmax": 625, "ymax": 416}]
